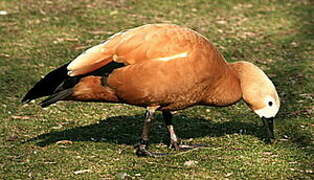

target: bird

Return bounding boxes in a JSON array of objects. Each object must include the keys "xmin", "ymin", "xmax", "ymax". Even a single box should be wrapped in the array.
[{"xmin": 22, "ymin": 24, "xmax": 280, "ymax": 156}]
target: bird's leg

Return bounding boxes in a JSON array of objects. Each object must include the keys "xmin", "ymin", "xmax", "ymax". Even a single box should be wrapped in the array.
[
  {"xmin": 162, "ymin": 111, "xmax": 208, "ymax": 151},
  {"xmin": 135, "ymin": 106, "xmax": 158, "ymax": 157},
  {"xmin": 162, "ymin": 111, "xmax": 180, "ymax": 150}
]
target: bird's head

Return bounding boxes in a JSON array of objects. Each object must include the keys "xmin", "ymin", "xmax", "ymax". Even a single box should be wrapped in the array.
[{"xmin": 231, "ymin": 61, "xmax": 280, "ymax": 142}]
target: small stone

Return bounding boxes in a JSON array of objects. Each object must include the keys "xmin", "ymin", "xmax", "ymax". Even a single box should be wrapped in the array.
[
  {"xmin": 216, "ymin": 20, "xmax": 227, "ymax": 25},
  {"xmin": 56, "ymin": 140, "xmax": 73, "ymax": 145},
  {"xmin": 184, "ymin": 160, "xmax": 198, "ymax": 167},
  {"xmin": 52, "ymin": 124, "xmax": 63, "ymax": 129},
  {"xmin": 116, "ymin": 172, "xmax": 130, "ymax": 179},
  {"xmin": 291, "ymin": 42, "xmax": 298, "ymax": 47},
  {"xmin": 110, "ymin": 10, "xmax": 118, "ymax": 16},
  {"xmin": 74, "ymin": 169, "xmax": 91, "ymax": 175},
  {"xmin": 262, "ymin": 152, "xmax": 273, "ymax": 156},
  {"xmin": 11, "ymin": 115, "xmax": 30, "ymax": 120},
  {"xmin": 0, "ymin": 10, "xmax": 8, "ymax": 15},
  {"xmin": 305, "ymin": 169, "xmax": 313, "ymax": 174}
]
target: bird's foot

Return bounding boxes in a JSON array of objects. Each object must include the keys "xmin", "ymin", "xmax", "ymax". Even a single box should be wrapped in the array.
[
  {"xmin": 134, "ymin": 139, "xmax": 168, "ymax": 157},
  {"xmin": 178, "ymin": 144, "xmax": 208, "ymax": 151},
  {"xmin": 263, "ymin": 136, "xmax": 275, "ymax": 144},
  {"xmin": 134, "ymin": 139, "xmax": 207, "ymax": 157},
  {"xmin": 169, "ymin": 139, "xmax": 181, "ymax": 151},
  {"xmin": 170, "ymin": 140, "xmax": 207, "ymax": 151}
]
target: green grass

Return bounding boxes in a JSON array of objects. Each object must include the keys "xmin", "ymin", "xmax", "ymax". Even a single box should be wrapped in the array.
[{"xmin": 1, "ymin": 0, "xmax": 313, "ymax": 179}]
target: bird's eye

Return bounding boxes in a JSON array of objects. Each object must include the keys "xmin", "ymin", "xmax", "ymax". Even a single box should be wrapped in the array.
[{"xmin": 268, "ymin": 101, "xmax": 273, "ymax": 106}]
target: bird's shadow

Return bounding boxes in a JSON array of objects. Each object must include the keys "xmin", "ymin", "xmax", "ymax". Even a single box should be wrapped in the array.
[{"xmin": 27, "ymin": 113, "xmax": 267, "ymax": 147}]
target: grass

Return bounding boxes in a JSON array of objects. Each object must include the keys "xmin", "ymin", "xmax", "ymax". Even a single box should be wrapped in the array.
[{"xmin": 0, "ymin": 0, "xmax": 313, "ymax": 179}]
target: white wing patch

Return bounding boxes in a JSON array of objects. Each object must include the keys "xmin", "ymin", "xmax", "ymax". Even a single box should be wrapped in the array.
[{"xmin": 154, "ymin": 52, "xmax": 188, "ymax": 62}]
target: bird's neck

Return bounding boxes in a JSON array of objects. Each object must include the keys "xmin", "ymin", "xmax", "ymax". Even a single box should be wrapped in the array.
[{"xmin": 201, "ymin": 62, "xmax": 242, "ymax": 107}]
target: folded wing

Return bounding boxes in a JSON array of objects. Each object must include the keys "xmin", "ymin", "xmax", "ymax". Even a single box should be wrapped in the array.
[{"xmin": 67, "ymin": 24, "xmax": 207, "ymax": 77}]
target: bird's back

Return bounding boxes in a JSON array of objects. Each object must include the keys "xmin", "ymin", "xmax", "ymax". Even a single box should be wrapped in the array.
[{"xmin": 100, "ymin": 24, "xmax": 232, "ymax": 110}]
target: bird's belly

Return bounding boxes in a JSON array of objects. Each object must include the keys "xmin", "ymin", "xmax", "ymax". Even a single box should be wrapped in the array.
[{"xmin": 116, "ymin": 80, "xmax": 207, "ymax": 111}]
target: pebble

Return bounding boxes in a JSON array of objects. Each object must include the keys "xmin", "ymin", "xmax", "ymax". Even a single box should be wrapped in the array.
[
  {"xmin": 184, "ymin": 160, "xmax": 198, "ymax": 167},
  {"xmin": 116, "ymin": 172, "xmax": 130, "ymax": 179},
  {"xmin": 0, "ymin": 10, "xmax": 8, "ymax": 15},
  {"xmin": 73, "ymin": 169, "xmax": 91, "ymax": 175}
]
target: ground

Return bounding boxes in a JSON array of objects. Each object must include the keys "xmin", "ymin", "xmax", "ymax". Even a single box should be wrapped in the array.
[{"xmin": 0, "ymin": 0, "xmax": 313, "ymax": 179}]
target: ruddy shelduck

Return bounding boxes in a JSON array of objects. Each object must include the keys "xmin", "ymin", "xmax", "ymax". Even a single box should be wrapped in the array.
[{"xmin": 23, "ymin": 24, "xmax": 280, "ymax": 156}]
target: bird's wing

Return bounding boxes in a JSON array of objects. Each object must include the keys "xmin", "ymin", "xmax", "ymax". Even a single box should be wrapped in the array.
[
  {"xmin": 67, "ymin": 24, "xmax": 211, "ymax": 77},
  {"xmin": 66, "ymin": 31, "xmax": 124, "ymax": 77}
]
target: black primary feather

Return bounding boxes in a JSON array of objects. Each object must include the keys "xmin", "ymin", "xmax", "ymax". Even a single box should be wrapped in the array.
[
  {"xmin": 52, "ymin": 61, "xmax": 125, "ymax": 93},
  {"xmin": 22, "ymin": 63, "xmax": 70, "ymax": 103},
  {"xmin": 22, "ymin": 61, "xmax": 125, "ymax": 105},
  {"xmin": 39, "ymin": 89, "xmax": 73, "ymax": 108}
]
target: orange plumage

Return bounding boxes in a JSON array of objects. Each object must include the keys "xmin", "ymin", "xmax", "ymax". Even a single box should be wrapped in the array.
[{"xmin": 23, "ymin": 24, "xmax": 280, "ymax": 156}]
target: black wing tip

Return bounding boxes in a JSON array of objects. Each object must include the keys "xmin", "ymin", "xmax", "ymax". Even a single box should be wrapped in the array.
[
  {"xmin": 39, "ymin": 89, "xmax": 73, "ymax": 108},
  {"xmin": 21, "ymin": 98, "xmax": 30, "ymax": 104},
  {"xmin": 21, "ymin": 62, "xmax": 70, "ymax": 104},
  {"xmin": 21, "ymin": 88, "xmax": 43, "ymax": 104},
  {"xmin": 21, "ymin": 93, "xmax": 34, "ymax": 104},
  {"xmin": 39, "ymin": 101, "xmax": 49, "ymax": 108},
  {"xmin": 39, "ymin": 98, "xmax": 55, "ymax": 108}
]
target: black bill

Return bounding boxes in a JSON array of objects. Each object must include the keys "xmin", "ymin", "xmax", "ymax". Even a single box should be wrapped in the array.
[{"xmin": 262, "ymin": 117, "xmax": 274, "ymax": 143}]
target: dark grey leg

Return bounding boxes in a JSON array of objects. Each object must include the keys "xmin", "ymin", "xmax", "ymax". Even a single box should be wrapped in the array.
[
  {"xmin": 135, "ymin": 107, "xmax": 158, "ymax": 157},
  {"xmin": 162, "ymin": 111, "xmax": 180, "ymax": 150},
  {"xmin": 135, "ymin": 108, "xmax": 206, "ymax": 157},
  {"xmin": 163, "ymin": 111, "xmax": 208, "ymax": 151}
]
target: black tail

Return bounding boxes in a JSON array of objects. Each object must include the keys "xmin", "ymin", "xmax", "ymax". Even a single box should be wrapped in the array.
[
  {"xmin": 22, "ymin": 63, "xmax": 70, "ymax": 103},
  {"xmin": 39, "ymin": 89, "xmax": 73, "ymax": 108},
  {"xmin": 22, "ymin": 61, "xmax": 125, "ymax": 105}
]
